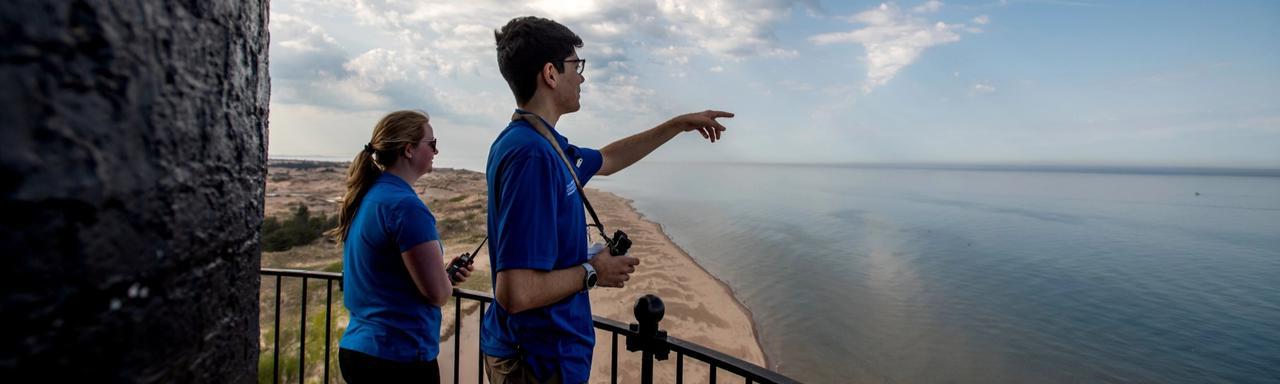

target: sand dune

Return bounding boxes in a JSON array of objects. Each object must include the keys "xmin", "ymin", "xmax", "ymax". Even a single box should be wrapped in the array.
[{"xmin": 264, "ymin": 162, "xmax": 767, "ymax": 383}]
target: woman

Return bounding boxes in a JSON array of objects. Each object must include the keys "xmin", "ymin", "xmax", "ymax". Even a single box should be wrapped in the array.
[{"xmin": 328, "ymin": 110, "xmax": 474, "ymax": 383}]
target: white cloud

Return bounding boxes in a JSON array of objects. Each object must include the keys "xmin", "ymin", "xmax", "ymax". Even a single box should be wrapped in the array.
[
  {"xmin": 272, "ymin": 0, "xmax": 807, "ymax": 121},
  {"xmin": 973, "ymin": 15, "xmax": 990, "ymax": 25},
  {"xmin": 972, "ymin": 82, "xmax": 996, "ymax": 93},
  {"xmin": 810, "ymin": 2, "xmax": 976, "ymax": 93},
  {"xmin": 653, "ymin": 0, "xmax": 802, "ymax": 58},
  {"xmin": 272, "ymin": 13, "xmax": 340, "ymax": 53},
  {"xmin": 344, "ymin": 49, "xmax": 417, "ymax": 89},
  {"xmin": 709, "ymin": 66, "xmax": 725, "ymax": 72},
  {"xmin": 339, "ymin": 0, "xmax": 806, "ymax": 74},
  {"xmin": 268, "ymin": 13, "xmax": 347, "ymax": 79},
  {"xmin": 269, "ymin": 11, "xmax": 404, "ymax": 110},
  {"xmin": 912, "ymin": 0, "xmax": 944, "ymax": 13}
]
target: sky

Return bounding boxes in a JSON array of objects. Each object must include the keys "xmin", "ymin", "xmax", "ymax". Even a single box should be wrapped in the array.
[{"xmin": 267, "ymin": 0, "xmax": 1280, "ymax": 171}]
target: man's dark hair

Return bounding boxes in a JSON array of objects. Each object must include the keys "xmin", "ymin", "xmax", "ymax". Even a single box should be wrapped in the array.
[{"xmin": 494, "ymin": 16, "xmax": 583, "ymax": 105}]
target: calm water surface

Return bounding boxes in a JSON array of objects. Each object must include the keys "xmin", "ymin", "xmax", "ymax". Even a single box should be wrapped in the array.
[{"xmin": 592, "ymin": 163, "xmax": 1280, "ymax": 383}]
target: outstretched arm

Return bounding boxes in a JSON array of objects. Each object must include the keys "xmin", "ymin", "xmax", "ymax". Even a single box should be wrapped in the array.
[{"xmin": 597, "ymin": 110, "xmax": 733, "ymax": 176}]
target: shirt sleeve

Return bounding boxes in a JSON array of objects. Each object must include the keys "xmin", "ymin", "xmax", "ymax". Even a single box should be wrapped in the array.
[
  {"xmin": 567, "ymin": 145, "xmax": 603, "ymax": 185},
  {"xmin": 492, "ymin": 153, "xmax": 560, "ymax": 272},
  {"xmin": 392, "ymin": 196, "xmax": 440, "ymax": 253}
]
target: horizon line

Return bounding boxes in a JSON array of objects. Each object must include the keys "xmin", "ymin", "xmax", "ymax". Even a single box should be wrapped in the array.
[{"xmin": 268, "ymin": 156, "xmax": 1280, "ymax": 177}]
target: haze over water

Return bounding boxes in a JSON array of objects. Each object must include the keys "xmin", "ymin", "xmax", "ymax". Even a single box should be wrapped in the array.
[{"xmin": 593, "ymin": 162, "xmax": 1280, "ymax": 383}]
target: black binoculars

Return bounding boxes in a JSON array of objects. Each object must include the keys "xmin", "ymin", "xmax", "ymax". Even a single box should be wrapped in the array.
[{"xmin": 607, "ymin": 229, "xmax": 632, "ymax": 256}]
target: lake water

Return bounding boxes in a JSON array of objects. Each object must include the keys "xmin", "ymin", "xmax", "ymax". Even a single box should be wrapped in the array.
[{"xmin": 591, "ymin": 163, "xmax": 1280, "ymax": 383}]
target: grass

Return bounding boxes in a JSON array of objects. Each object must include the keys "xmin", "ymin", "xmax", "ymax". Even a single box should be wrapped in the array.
[
  {"xmin": 259, "ymin": 251, "xmax": 491, "ymax": 384},
  {"xmin": 263, "ymin": 204, "xmax": 338, "ymax": 252},
  {"xmin": 259, "ymin": 270, "xmax": 495, "ymax": 384},
  {"xmin": 453, "ymin": 268, "xmax": 491, "ymax": 293},
  {"xmin": 260, "ymin": 181, "xmax": 492, "ymax": 383},
  {"xmin": 322, "ymin": 261, "xmax": 343, "ymax": 273},
  {"xmin": 259, "ymin": 276, "xmax": 347, "ymax": 384}
]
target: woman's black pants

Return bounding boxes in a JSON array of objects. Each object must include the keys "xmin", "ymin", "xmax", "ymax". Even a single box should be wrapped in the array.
[{"xmin": 339, "ymin": 348, "xmax": 440, "ymax": 384}]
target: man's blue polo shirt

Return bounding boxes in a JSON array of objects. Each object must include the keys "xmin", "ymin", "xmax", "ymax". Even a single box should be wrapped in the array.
[
  {"xmin": 482, "ymin": 113, "xmax": 603, "ymax": 383},
  {"xmin": 339, "ymin": 173, "xmax": 443, "ymax": 362}
]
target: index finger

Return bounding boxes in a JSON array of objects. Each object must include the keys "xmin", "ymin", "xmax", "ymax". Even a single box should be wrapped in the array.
[{"xmin": 704, "ymin": 110, "xmax": 734, "ymax": 119}]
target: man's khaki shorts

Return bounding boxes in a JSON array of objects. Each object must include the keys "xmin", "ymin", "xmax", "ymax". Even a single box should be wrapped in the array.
[{"xmin": 483, "ymin": 354, "xmax": 562, "ymax": 384}]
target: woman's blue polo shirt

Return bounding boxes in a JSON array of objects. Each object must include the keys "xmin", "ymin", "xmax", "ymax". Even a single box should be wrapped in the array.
[
  {"xmin": 481, "ymin": 113, "xmax": 603, "ymax": 383},
  {"xmin": 339, "ymin": 173, "xmax": 442, "ymax": 362}
]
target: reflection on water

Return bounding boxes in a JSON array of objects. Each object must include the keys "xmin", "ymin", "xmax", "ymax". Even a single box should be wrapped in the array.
[{"xmin": 593, "ymin": 163, "xmax": 1280, "ymax": 383}]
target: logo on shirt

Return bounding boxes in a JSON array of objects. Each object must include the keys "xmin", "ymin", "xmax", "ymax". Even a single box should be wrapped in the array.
[{"xmin": 565, "ymin": 180, "xmax": 576, "ymax": 197}]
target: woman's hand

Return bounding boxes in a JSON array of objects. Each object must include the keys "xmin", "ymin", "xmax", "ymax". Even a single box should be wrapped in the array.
[{"xmin": 447, "ymin": 255, "xmax": 475, "ymax": 285}]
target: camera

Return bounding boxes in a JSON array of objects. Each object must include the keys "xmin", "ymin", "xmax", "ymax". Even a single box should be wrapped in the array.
[{"xmin": 607, "ymin": 230, "xmax": 632, "ymax": 256}]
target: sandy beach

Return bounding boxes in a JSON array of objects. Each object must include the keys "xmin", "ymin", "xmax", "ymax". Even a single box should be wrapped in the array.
[
  {"xmin": 262, "ymin": 161, "xmax": 766, "ymax": 383},
  {"xmin": 583, "ymin": 189, "xmax": 767, "ymax": 382},
  {"xmin": 434, "ymin": 189, "xmax": 768, "ymax": 384}
]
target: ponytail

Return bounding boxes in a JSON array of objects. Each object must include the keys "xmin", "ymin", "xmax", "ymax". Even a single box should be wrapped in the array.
[
  {"xmin": 327, "ymin": 110, "xmax": 430, "ymax": 243},
  {"xmin": 328, "ymin": 148, "xmax": 380, "ymax": 242}
]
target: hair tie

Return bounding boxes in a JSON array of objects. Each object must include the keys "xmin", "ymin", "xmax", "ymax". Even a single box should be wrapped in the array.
[{"xmin": 364, "ymin": 143, "xmax": 374, "ymax": 153}]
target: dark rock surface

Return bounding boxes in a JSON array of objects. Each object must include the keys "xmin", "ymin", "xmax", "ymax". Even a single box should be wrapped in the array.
[{"xmin": 0, "ymin": 0, "xmax": 269, "ymax": 381}]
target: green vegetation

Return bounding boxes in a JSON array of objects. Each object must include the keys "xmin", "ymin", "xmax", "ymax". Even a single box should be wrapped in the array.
[
  {"xmin": 264, "ymin": 205, "xmax": 337, "ymax": 252},
  {"xmin": 322, "ymin": 261, "xmax": 343, "ymax": 273},
  {"xmin": 436, "ymin": 217, "xmax": 468, "ymax": 235},
  {"xmin": 429, "ymin": 195, "xmax": 487, "ymax": 243},
  {"xmin": 259, "ymin": 277, "xmax": 347, "ymax": 384},
  {"xmin": 258, "ymin": 270, "xmax": 491, "ymax": 384},
  {"xmin": 453, "ymin": 268, "xmax": 491, "ymax": 293}
]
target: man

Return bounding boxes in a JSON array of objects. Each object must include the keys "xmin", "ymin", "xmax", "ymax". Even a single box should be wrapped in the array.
[{"xmin": 482, "ymin": 16, "xmax": 733, "ymax": 384}]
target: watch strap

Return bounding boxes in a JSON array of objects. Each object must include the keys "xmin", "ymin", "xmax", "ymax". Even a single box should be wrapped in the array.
[{"xmin": 581, "ymin": 262, "xmax": 597, "ymax": 290}]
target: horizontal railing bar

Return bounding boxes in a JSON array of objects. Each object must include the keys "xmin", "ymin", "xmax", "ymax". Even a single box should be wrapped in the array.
[
  {"xmin": 260, "ymin": 268, "xmax": 800, "ymax": 384},
  {"xmin": 592, "ymin": 316, "xmax": 634, "ymax": 335},
  {"xmin": 666, "ymin": 338, "xmax": 798, "ymax": 384},
  {"xmin": 452, "ymin": 287, "xmax": 493, "ymax": 302},
  {"xmin": 261, "ymin": 268, "xmax": 342, "ymax": 280}
]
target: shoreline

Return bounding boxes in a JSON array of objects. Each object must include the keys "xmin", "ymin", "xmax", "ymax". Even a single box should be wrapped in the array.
[
  {"xmin": 585, "ymin": 188, "xmax": 767, "ymax": 381},
  {"xmin": 614, "ymin": 194, "xmax": 774, "ymax": 370},
  {"xmin": 262, "ymin": 162, "xmax": 771, "ymax": 381}
]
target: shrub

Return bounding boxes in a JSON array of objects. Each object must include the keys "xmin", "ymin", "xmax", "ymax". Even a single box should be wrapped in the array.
[{"xmin": 262, "ymin": 204, "xmax": 336, "ymax": 252}]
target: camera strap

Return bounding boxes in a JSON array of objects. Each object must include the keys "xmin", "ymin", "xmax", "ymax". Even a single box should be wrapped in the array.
[{"xmin": 513, "ymin": 112, "xmax": 610, "ymax": 240}]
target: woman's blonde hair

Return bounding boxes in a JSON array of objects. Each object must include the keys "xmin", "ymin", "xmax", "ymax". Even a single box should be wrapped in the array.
[{"xmin": 327, "ymin": 110, "xmax": 429, "ymax": 243}]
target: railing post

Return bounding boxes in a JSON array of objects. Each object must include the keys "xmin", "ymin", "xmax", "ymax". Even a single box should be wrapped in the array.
[
  {"xmin": 299, "ymin": 277, "xmax": 307, "ymax": 383},
  {"xmin": 626, "ymin": 294, "xmax": 669, "ymax": 384},
  {"xmin": 273, "ymin": 275, "xmax": 281, "ymax": 384},
  {"xmin": 258, "ymin": 270, "xmax": 801, "ymax": 384},
  {"xmin": 453, "ymin": 296, "xmax": 461, "ymax": 384}
]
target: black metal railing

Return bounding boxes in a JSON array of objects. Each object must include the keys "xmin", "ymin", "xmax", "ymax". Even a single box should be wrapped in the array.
[{"xmin": 261, "ymin": 268, "xmax": 799, "ymax": 384}]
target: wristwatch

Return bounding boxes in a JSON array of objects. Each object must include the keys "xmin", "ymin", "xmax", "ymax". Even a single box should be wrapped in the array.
[{"xmin": 581, "ymin": 262, "xmax": 598, "ymax": 291}]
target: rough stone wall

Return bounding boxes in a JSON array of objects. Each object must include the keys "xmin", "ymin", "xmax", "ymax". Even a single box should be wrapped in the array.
[{"xmin": 0, "ymin": 0, "xmax": 269, "ymax": 382}]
